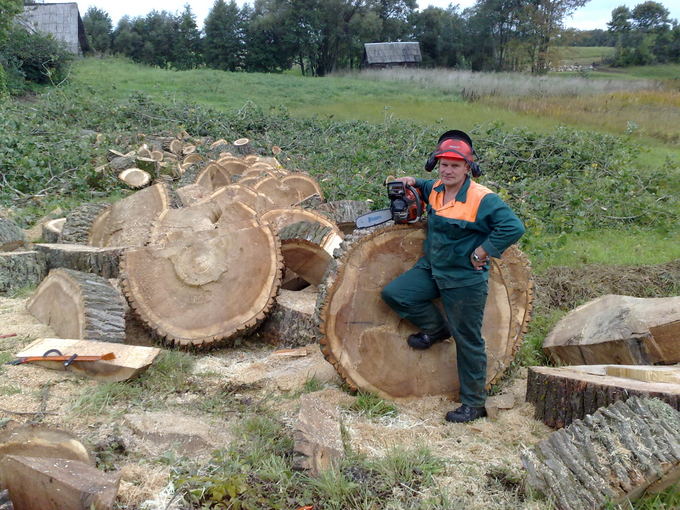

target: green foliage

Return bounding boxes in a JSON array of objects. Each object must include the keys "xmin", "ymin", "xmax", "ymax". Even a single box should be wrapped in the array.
[
  {"xmin": 204, "ymin": 0, "xmax": 245, "ymax": 71},
  {"xmin": 83, "ymin": 7, "xmax": 113, "ymax": 54},
  {"xmin": 516, "ymin": 308, "xmax": 566, "ymax": 367},
  {"xmin": 0, "ymin": 62, "xmax": 7, "ymax": 99},
  {"xmin": 0, "ymin": 0, "xmax": 22, "ymax": 46},
  {"xmin": 348, "ymin": 391, "xmax": 399, "ymax": 419}
]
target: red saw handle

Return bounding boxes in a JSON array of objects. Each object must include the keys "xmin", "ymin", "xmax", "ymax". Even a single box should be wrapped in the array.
[{"xmin": 17, "ymin": 353, "xmax": 116, "ymax": 363}]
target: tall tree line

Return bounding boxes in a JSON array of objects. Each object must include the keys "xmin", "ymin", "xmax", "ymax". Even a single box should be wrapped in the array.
[{"xmin": 82, "ymin": 0, "xmax": 677, "ymax": 75}]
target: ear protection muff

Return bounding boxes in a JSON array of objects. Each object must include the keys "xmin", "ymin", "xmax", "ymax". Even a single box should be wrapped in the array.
[{"xmin": 424, "ymin": 130, "xmax": 483, "ymax": 177}]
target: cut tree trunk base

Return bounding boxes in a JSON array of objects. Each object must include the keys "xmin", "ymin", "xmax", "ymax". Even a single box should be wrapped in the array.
[
  {"xmin": 521, "ymin": 397, "xmax": 680, "ymax": 510},
  {"xmin": 526, "ymin": 365, "xmax": 680, "ymax": 429},
  {"xmin": 257, "ymin": 288, "xmax": 320, "ymax": 347},
  {"xmin": 0, "ymin": 251, "xmax": 47, "ymax": 294},
  {"xmin": 35, "ymin": 244, "xmax": 123, "ymax": 279}
]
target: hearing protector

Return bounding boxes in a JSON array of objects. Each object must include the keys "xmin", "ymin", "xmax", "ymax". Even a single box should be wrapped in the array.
[{"xmin": 424, "ymin": 130, "xmax": 483, "ymax": 177}]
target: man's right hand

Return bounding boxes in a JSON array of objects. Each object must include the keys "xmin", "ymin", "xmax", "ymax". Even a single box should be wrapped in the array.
[{"xmin": 392, "ymin": 176, "xmax": 416, "ymax": 187}]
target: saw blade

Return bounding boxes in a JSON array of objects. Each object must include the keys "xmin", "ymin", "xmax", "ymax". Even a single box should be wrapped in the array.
[{"xmin": 355, "ymin": 209, "xmax": 393, "ymax": 229}]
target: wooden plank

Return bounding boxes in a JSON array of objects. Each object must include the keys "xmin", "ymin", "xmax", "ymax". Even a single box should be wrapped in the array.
[
  {"xmin": 605, "ymin": 365, "xmax": 680, "ymax": 385},
  {"xmin": 15, "ymin": 338, "xmax": 161, "ymax": 382},
  {"xmin": 0, "ymin": 455, "xmax": 120, "ymax": 510}
]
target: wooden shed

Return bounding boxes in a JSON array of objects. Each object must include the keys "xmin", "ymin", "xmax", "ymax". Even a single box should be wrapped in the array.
[
  {"xmin": 18, "ymin": 2, "xmax": 88, "ymax": 55},
  {"xmin": 364, "ymin": 42, "xmax": 422, "ymax": 68}
]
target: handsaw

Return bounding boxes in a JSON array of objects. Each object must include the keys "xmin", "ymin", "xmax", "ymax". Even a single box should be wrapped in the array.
[{"xmin": 8, "ymin": 349, "xmax": 116, "ymax": 367}]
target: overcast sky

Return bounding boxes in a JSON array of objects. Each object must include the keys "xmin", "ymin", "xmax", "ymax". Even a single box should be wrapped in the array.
[{"xmin": 75, "ymin": 0, "xmax": 680, "ymax": 32}]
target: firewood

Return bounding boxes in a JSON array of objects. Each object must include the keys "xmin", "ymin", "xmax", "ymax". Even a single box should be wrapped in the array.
[
  {"xmin": 543, "ymin": 295, "xmax": 680, "ymax": 365},
  {"xmin": 169, "ymin": 139, "xmax": 183, "ymax": 155},
  {"xmin": 258, "ymin": 288, "xmax": 320, "ymax": 346},
  {"xmin": 176, "ymin": 184, "xmax": 210, "ymax": 206},
  {"xmin": 41, "ymin": 218, "xmax": 65, "ymax": 243},
  {"xmin": 0, "ymin": 219, "xmax": 25, "ymax": 251},
  {"xmin": 183, "ymin": 153, "xmax": 203, "ymax": 166},
  {"xmin": 209, "ymin": 184, "xmax": 275, "ymax": 213},
  {"xmin": 137, "ymin": 147, "xmax": 152, "ymax": 159},
  {"xmin": 28, "ymin": 268, "xmax": 126, "ymax": 343},
  {"xmin": 15, "ymin": 338, "xmax": 161, "ymax": 381},
  {"xmin": 89, "ymin": 183, "xmax": 171, "ymax": 248},
  {"xmin": 0, "ymin": 251, "xmax": 47, "ymax": 294},
  {"xmin": 182, "ymin": 144, "xmax": 196, "ymax": 155},
  {"xmin": 109, "ymin": 155, "xmax": 135, "ymax": 171},
  {"xmin": 293, "ymin": 393, "xmax": 344, "ymax": 475},
  {"xmin": 526, "ymin": 365, "xmax": 680, "ymax": 428},
  {"xmin": 233, "ymin": 137, "xmax": 253, "ymax": 155},
  {"xmin": 521, "ymin": 397, "xmax": 680, "ymax": 510},
  {"xmin": 194, "ymin": 162, "xmax": 233, "ymax": 191},
  {"xmin": 34, "ymin": 243, "xmax": 123, "ymax": 279},
  {"xmin": 121, "ymin": 226, "xmax": 282, "ymax": 349},
  {"xmin": 318, "ymin": 224, "xmax": 533, "ymax": 400},
  {"xmin": 0, "ymin": 424, "xmax": 93, "ymax": 465},
  {"xmin": 60, "ymin": 203, "xmax": 109, "ymax": 244},
  {"xmin": 135, "ymin": 156, "xmax": 157, "ymax": 173},
  {"xmin": 253, "ymin": 174, "xmax": 324, "ymax": 208},
  {"xmin": 106, "ymin": 149, "xmax": 126, "ymax": 161},
  {"xmin": 0, "ymin": 455, "xmax": 120, "ymax": 510},
  {"xmin": 118, "ymin": 168, "xmax": 151, "ymax": 189}
]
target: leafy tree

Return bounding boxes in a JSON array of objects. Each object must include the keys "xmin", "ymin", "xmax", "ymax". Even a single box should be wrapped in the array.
[
  {"xmin": 607, "ymin": 5, "xmax": 632, "ymax": 33},
  {"xmin": 83, "ymin": 7, "xmax": 113, "ymax": 54},
  {"xmin": 204, "ymin": 0, "xmax": 245, "ymax": 71},
  {"xmin": 367, "ymin": 0, "xmax": 416, "ymax": 41},
  {"xmin": 174, "ymin": 4, "xmax": 202, "ymax": 69},
  {"xmin": 631, "ymin": 1, "xmax": 670, "ymax": 32},
  {"xmin": 243, "ymin": 0, "xmax": 297, "ymax": 72},
  {"xmin": 411, "ymin": 6, "xmax": 465, "ymax": 67},
  {"xmin": 112, "ymin": 16, "xmax": 144, "ymax": 61}
]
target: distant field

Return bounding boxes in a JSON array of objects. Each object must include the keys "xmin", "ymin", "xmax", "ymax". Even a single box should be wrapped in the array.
[{"xmin": 553, "ymin": 46, "xmax": 616, "ymax": 66}]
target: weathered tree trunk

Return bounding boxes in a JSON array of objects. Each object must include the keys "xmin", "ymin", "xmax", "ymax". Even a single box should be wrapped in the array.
[
  {"xmin": 279, "ymin": 221, "xmax": 333, "ymax": 286},
  {"xmin": 60, "ymin": 203, "xmax": 109, "ymax": 244},
  {"xmin": 0, "ymin": 218, "xmax": 25, "ymax": 251},
  {"xmin": 109, "ymin": 155, "xmax": 135, "ymax": 171},
  {"xmin": 121, "ymin": 225, "xmax": 282, "ymax": 349},
  {"xmin": 34, "ymin": 244, "xmax": 123, "ymax": 279},
  {"xmin": 0, "ymin": 251, "xmax": 47, "ymax": 294},
  {"xmin": 257, "ymin": 288, "xmax": 320, "ymax": 347},
  {"xmin": 0, "ymin": 424, "xmax": 93, "ymax": 465},
  {"xmin": 543, "ymin": 295, "xmax": 680, "ymax": 366},
  {"xmin": 233, "ymin": 137, "xmax": 253, "ymax": 155},
  {"xmin": 314, "ymin": 200, "xmax": 373, "ymax": 234},
  {"xmin": 28, "ymin": 268, "xmax": 126, "ymax": 343},
  {"xmin": 41, "ymin": 218, "xmax": 65, "ymax": 243},
  {"xmin": 526, "ymin": 365, "xmax": 680, "ymax": 429},
  {"xmin": 318, "ymin": 223, "xmax": 533, "ymax": 400},
  {"xmin": 0, "ymin": 455, "xmax": 120, "ymax": 510},
  {"xmin": 521, "ymin": 397, "xmax": 680, "ymax": 510}
]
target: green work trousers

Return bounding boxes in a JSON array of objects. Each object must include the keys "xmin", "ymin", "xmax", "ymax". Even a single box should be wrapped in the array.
[{"xmin": 381, "ymin": 266, "xmax": 489, "ymax": 407}]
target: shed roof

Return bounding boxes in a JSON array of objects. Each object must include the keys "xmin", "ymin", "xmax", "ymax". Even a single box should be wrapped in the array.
[
  {"xmin": 19, "ymin": 3, "xmax": 88, "ymax": 54},
  {"xmin": 364, "ymin": 42, "xmax": 422, "ymax": 64}
]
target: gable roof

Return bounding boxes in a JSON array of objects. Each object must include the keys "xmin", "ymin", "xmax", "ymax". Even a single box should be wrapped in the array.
[
  {"xmin": 364, "ymin": 42, "xmax": 422, "ymax": 64},
  {"xmin": 19, "ymin": 3, "xmax": 89, "ymax": 54}
]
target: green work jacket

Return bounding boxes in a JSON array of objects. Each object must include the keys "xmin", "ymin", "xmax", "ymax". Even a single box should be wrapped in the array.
[{"xmin": 413, "ymin": 176, "xmax": 525, "ymax": 288}]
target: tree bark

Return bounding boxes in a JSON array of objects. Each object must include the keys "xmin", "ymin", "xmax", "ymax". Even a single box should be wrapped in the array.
[
  {"xmin": 257, "ymin": 288, "xmax": 320, "ymax": 347},
  {"xmin": 0, "ymin": 251, "xmax": 47, "ymax": 294},
  {"xmin": 314, "ymin": 200, "xmax": 373, "ymax": 234},
  {"xmin": 0, "ymin": 424, "xmax": 93, "ymax": 465},
  {"xmin": 0, "ymin": 218, "xmax": 25, "ymax": 251},
  {"xmin": 34, "ymin": 243, "xmax": 123, "ymax": 279},
  {"xmin": 60, "ymin": 203, "xmax": 110, "ymax": 244},
  {"xmin": 41, "ymin": 218, "xmax": 65, "ymax": 243}
]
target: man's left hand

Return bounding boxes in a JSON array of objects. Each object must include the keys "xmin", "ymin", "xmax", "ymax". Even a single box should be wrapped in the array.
[{"xmin": 470, "ymin": 247, "xmax": 489, "ymax": 270}]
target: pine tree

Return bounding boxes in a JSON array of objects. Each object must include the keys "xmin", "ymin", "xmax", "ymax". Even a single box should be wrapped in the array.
[{"xmin": 204, "ymin": 0, "xmax": 245, "ymax": 71}]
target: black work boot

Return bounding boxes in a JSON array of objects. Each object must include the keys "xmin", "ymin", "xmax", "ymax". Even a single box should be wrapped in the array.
[
  {"xmin": 445, "ymin": 404, "xmax": 487, "ymax": 423},
  {"xmin": 407, "ymin": 328, "xmax": 450, "ymax": 350}
]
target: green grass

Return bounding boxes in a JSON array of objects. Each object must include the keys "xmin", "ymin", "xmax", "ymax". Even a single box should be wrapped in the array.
[
  {"xmin": 553, "ymin": 46, "xmax": 616, "ymax": 66},
  {"xmin": 348, "ymin": 391, "xmax": 399, "ymax": 419}
]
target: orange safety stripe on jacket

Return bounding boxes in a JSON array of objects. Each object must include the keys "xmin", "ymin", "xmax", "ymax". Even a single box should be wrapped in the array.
[{"xmin": 428, "ymin": 179, "xmax": 493, "ymax": 222}]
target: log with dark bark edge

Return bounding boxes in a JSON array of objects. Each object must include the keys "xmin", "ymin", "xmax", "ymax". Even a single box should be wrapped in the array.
[
  {"xmin": 121, "ymin": 223, "xmax": 283, "ymax": 349},
  {"xmin": 257, "ymin": 288, "xmax": 321, "ymax": 347},
  {"xmin": 27, "ymin": 268, "xmax": 126, "ymax": 343},
  {"xmin": 525, "ymin": 365, "xmax": 680, "ymax": 429},
  {"xmin": 233, "ymin": 137, "xmax": 253, "ymax": 155},
  {"xmin": 42, "ymin": 218, "xmax": 65, "ymax": 243},
  {"xmin": 260, "ymin": 208, "xmax": 344, "ymax": 256},
  {"xmin": 0, "ymin": 455, "xmax": 121, "ymax": 510},
  {"xmin": 0, "ymin": 218, "xmax": 25, "ymax": 251},
  {"xmin": 59, "ymin": 203, "xmax": 110, "ymax": 244},
  {"xmin": 279, "ymin": 221, "xmax": 333, "ymax": 286},
  {"xmin": 543, "ymin": 294, "xmax": 680, "ymax": 366},
  {"xmin": 148, "ymin": 199, "xmax": 257, "ymax": 248},
  {"xmin": 313, "ymin": 200, "xmax": 372, "ymax": 234},
  {"xmin": 521, "ymin": 397, "xmax": 680, "ymax": 510},
  {"xmin": 0, "ymin": 424, "xmax": 93, "ymax": 465},
  {"xmin": 253, "ymin": 174, "xmax": 324, "ymax": 208},
  {"xmin": 16, "ymin": 338, "xmax": 161, "ymax": 382},
  {"xmin": 318, "ymin": 223, "xmax": 533, "ymax": 400},
  {"xmin": 88, "ymin": 183, "xmax": 171, "ymax": 248},
  {"xmin": 34, "ymin": 243, "xmax": 123, "ymax": 278},
  {"xmin": 118, "ymin": 168, "xmax": 151, "ymax": 189},
  {"xmin": 209, "ymin": 184, "xmax": 275, "ymax": 214},
  {"xmin": 0, "ymin": 489, "xmax": 11, "ymax": 510},
  {"xmin": 0, "ymin": 251, "xmax": 47, "ymax": 294}
]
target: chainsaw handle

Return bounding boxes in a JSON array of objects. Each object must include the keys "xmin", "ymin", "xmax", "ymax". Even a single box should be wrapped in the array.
[{"xmin": 404, "ymin": 184, "xmax": 423, "ymax": 223}]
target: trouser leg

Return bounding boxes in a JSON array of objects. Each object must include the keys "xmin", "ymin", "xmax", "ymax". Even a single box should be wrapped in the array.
[
  {"xmin": 381, "ymin": 266, "xmax": 448, "ymax": 336},
  {"xmin": 440, "ymin": 282, "xmax": 489, "ymax": 407}
]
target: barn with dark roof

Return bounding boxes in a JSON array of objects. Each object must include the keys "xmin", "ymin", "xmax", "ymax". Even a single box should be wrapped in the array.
[{"xmin": 364, "ymin": 42, "xmax": 422, "ymax": 68}]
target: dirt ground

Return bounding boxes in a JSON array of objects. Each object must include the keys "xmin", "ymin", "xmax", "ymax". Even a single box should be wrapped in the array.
[{"xmin": 0, "ymin": 296, "xmax": 553, "ymax": 510}]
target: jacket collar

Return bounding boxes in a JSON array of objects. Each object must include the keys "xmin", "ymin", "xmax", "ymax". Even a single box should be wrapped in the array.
[{"xmin": 433, "ymin": 176, "xmax": 472, "ymax": 202}]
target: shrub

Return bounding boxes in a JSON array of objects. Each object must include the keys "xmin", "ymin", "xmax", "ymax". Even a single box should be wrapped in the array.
[
  {"xmin": 0, "ymin": 62, "xmax": 7, "ymax": 98},
  {"xmin": 0, "ymin": 26, "xmax": 73, "ymax": 88}
]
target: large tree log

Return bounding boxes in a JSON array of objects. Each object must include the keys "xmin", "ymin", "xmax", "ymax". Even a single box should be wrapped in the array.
[
  {"xmin": 279, "ymin": 222, "xmax": 333, "ymax": 286},
  {"xmin": 34, "ymin": 243, "xmax": 123, "ymax": 278},
  {"xmin": 41, "ymin": 218, "xmax": 65, "ymax": 243},
  {"xmin": 194, "ymin": 162, "xmax": 237, "ymax": 191},
  {"xmin": 176, "ymin": 184, "xmax": 210, "ymax": 206},
  {"xmin": 314, "ymin": 200, "xmax": 373, "ymax": 234},
  {"xmin": 89, "ymin": 183, "xmax": 171, "ymax": 248},
  {"xmin": 121, "ymin": 224, "xmax": 282, "ymax": 349},
  {"xmin": 521, "ymin": 397, "xmax": 680, "ymax": 510},
  {"xmin": 252, "ymin": 174, "xmax": 324, "ymax": 208},
  {"xmin": 118, "ymin": 167, "xmax": 151, "ymax": 189},
  {"xmin": 16, "ymin": 338, "xmax": 161, "ymax": 381},
  {"xmin": 543, "ymin": 295, "xmax": 680, "ymax": 365},
  {"xmin": 0, "ymin": 218, "xmax": 25, "ymax": 251},
  {"xmin": 526, "ymin": 365, "xmax": 680, "ymax": 428},
  {"xmin": 257, "ymin": 288, "xmax": 320, "ymax": 347},
  {"xmin": 0, "ymin": 424, "xmax": 93, "ymax": 465},
  {"xmin": 318, "ymin": 223, "xmax": 533, "ymax": 400},
  {"xmin": 0, "ymin": 251, "xmax": 47, "ymax": 294},
  {"xmin": 59, "ymin": 203, "xmax": 110, "ymax": 244},
  {"xmin": 0, "ymin": 455, "xmax": 120, "ymax": 510},
  {"xmin": 27, "ymin": 268, "xmax": 126, "ymax": 343},
  {"xmin": 260, "ymin": 208, "xmax": 344, "ymax": 256}
]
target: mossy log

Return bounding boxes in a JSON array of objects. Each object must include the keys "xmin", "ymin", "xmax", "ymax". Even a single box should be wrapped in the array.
[
  {"xmin": 121, "ymin": 224, "xmax": 282, "ymax": 349},
  {"xmin": 526, "ymin": 365, "xmax": 680, "ymax": 429},
  {"xmin": 60, "ymin": 203, "xmax": 110, "ymax": 244},
  {"xmin": 257, "ymin": 288, "xmax": 320, "ymax": 347},
  {"xmin": 27, "ymin": 268, "xmax": 126, "ymax": 343},
  {"xmin": 0, "ymin": 251, "xmax": 47, "ymax": 294},
  {"xmin": 521, "ymin": 397, "xmax": 680, "ymax": 510},
  {"xmin": 0, "ymin": 218, "xmax": 25, "ymax": 251},
  {"xmin": 318, "ymin": 223, "xmax": 533, "ymax": 400},
  {"xmin": 314, "ymin": 200, "xmax": 373, "ymax": 234},
  {"xmin": 41, "ymin": 218, "xmax": 65, "ymax": 243},
  {"xmin": 34, "ymin": 243, "xmax": 123, "ymax": 279}
]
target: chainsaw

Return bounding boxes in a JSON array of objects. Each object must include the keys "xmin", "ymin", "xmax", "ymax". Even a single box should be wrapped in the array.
[{"xmin": 355, "ymin": 181, "xmax": 424, "ymax": 229}]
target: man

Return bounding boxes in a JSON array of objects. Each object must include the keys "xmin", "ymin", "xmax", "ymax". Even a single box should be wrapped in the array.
[{"xmin": 381, "ymin": 130, "xmax": 525, "ymax": 423}]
